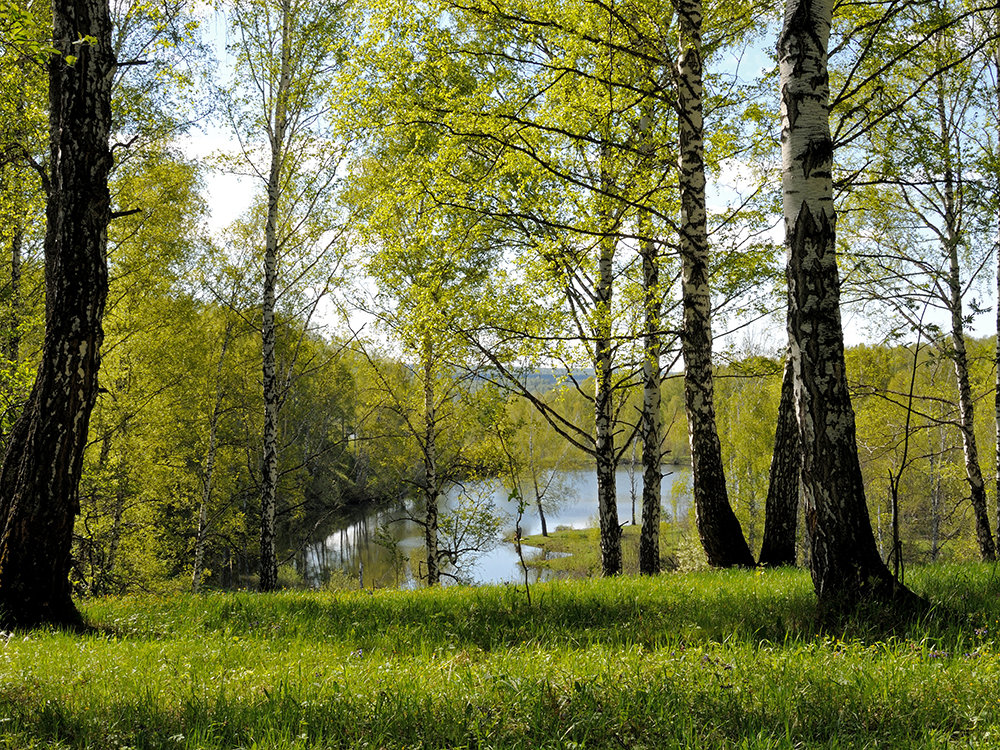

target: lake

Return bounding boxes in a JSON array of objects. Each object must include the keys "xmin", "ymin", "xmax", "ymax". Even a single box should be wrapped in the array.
[{"xmin": 300, "ymin": 464, "xmax": 692, "ymax": 588}]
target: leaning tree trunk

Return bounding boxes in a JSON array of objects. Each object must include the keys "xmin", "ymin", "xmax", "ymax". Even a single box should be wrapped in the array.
[
  {"xmin": 758, "ymin": 353, "xmax": 799, "ymax": 567},
  {"xmin": 676, "ymin": 0, "xmax": 754, "ymax": 568},
  {"xmin": 936, "ymin": 78, "xmax": 995, "ymax": 561},
  {"xmin": 0, "ymin": 0, "xmax": 114, "ymax": 628},
  {"xmin": 947, "ymin": 236, "xmax": 994, "ymax": 560},
  {"xmin": 258, "ymin": 0, "xmax": 293, "ymax": 593},
  {"xmin": 779, "ymin": 0, "xmax": 911, "ymax": 609}
]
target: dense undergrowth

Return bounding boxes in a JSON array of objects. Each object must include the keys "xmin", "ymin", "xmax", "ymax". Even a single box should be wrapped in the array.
[{"xmin": 2, "ymin": 566, "xmax": 1000, "ymax": 747}]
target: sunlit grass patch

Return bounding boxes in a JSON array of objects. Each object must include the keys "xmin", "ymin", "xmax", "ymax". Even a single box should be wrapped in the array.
[{"xmin": 2, "ymin": 566, "xmax": 1000, "ymax": 747}]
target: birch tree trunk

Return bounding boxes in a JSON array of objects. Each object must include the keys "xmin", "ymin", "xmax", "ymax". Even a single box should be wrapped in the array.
[
  {"xmin": 946, "ymin": 233, "xmax": 994, "ymax": 560},
  {"xmin": 0, "ymin": 0, "xmax": 114, "ymax": 628},
  {"xmin": 676, "ymin": 0, "xmax": 754, "ymax": 568},
  {"xmin": 594, "ymin": 228, "xmax": 622, "ymax": 576},
  {"xmin": 779, "ymin": 0, "xmax": 909, "ymax": 607},
  {"xmin": 758, "ymin": 354, "xmax": 799, "ymax": 566},
  {"xmin": 258, "ymin": 0, "xmax": 293, "ymax": 593},
  {"xmin": 933, "ymin": 77, "xmax": 995, "ymax": 561},
  {"xmin": 527, "ymin": 431, "xmax": 549, "ymax": 537},
  {"xmin": 639, "ymin": 213, "xmax": 662, "ymax": 574},
  {"xmin": 422, "ymin": 337, "xmax": 440, "ymax": 586}
]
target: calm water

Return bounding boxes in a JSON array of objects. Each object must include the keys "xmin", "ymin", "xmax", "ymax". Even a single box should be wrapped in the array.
[{"xmin": 300, "ymin": 465, "xmax": 692, "ymax": 588}]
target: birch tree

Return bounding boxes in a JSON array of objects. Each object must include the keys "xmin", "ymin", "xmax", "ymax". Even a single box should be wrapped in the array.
[
  {"xmin": 837, "ymin": 3, "xmax": 998, "ymax": 561},
  {"xmin": 675, "ymin": 0, "xmax": 754, "ymax": 568},
  {"xmin": 779, "ymin": 0, "xmax": 912, "ymax": 606},
  {"xmin": 223, "ymin": 0, "xmax": 347, "ymax": 590},
  {"xmin": 0, "ymin": 0, "xmax": 115, "ymax": 627}
]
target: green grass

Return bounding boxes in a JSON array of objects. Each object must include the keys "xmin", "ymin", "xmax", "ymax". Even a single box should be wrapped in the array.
[
  {"xmin": 3, "ymin": 566, "xmax": 1000, "ymax": 747},
  {"xmin": 520, "ymin": 522, "xmax": 693, "ymax": 576}
]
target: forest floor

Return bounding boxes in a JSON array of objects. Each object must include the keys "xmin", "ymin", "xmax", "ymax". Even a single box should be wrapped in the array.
[{"xmin": 2, "ymin": 566, "xmax": 1000, "ymax": 747}]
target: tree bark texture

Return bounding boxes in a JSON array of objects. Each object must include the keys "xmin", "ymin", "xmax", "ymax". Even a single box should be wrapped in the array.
[
  {"xmin": 258, "ymin": 0, "xmax": 293, "ymax": 593},
  {"xmin": 594, "ymin": 227, "xmax": 622, "ymax": 576},
  {"xmin": 639, "ymin": 220, "xmax": 662, "ymax": 575},
  {"xmin": 0, "ymin": 0, "xmax": 114, "ymax": 628},
  {"xmin": 947, "ymin": 245, "xmax": 994, "ymax": 560},
  {"xmin": 779, "ymin": 0, "xmax": 905, "ymax": 607},
  {"xmin": 676, "ymin": 0, "xmax": 754, "ymax": 568},
  {"xmin": 758, "ymin": 354, "xmax": 799, "ymax": 567},
  {"xmin": 422, "ymin": 339, "xmax": 440, "ymax": 586}
]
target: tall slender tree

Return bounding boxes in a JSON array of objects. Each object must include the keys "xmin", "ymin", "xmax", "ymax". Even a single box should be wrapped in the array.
[
  {"xmin": 223, "ymin": 0, "xmax": 346, "ymax": 590},
  {"xmin": 675, "ymin": 0, "xmax": 755, "ymax": 568}
]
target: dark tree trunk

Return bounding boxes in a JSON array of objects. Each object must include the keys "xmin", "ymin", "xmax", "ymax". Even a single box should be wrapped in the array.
[
  {"xmin": 676, "ymin": 0, "xmax": 754, "ymax": 568},
  {"xmin": 638, "ymin": 224, "xmax": 662, "ymax": 575},
  {"xmin": 0, "ymin": 0, "xmax": 114, "ymax": 629},
  {"xmin": 758, "ymin": 354, "xmax": 799, "ymax": 567},
  {"xmin": 422, "ymin": 338, "xmax": 440, "ymax": 586},
  {"xmin": 779, "ymin": 0, "xmax": 909, "ymax": 608},
  {"xmin": 637, "ymin": 102, "xmax": 662, "ymax": 575},
  {"xmin": 786, "ymin": 206, "xmax": 898, "ymax": 605},
  {"xmin": 594, "ymin": 230, "xmax": 621, "ymax": 576}
]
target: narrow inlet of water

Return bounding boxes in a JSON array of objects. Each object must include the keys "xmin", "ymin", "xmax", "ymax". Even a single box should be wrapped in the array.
[{"xmin": 300, "ymin": 465, "xmax": 692, "ymax": 588}]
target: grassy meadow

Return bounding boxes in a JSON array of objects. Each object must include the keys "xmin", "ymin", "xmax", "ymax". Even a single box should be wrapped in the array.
[{"xmin": 3, "ymin": 566, "xmax": 1000, "ymax": 747}]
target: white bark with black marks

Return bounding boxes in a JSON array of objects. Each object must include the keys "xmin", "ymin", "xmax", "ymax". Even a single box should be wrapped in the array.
[
  {"xmin": 639, "ymin": 226, "xmax": 662, "ymax": 575},
  {"xmin": 676, "ymin": 0, "xmax": 754, "ymax": 568},
  {"xmin": 594, "ymin": 229, "xmax": 621, "ymax": 576},
  {"xmin": 422, "ymin": 337, "xmax": 440, "ymax": 586},
  {"xmin": 936, "ymin": 78, "xmax": 994, "ymax": 561},
  {"xmin": 780, "ymin": 0, "xmax": 913, "ymax": 608}
]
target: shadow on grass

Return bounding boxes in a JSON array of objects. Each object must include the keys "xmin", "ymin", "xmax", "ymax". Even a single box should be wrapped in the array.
[
  {"xmin": 86, "ymin": 565, "xmax": 1000, "ymax": 653},
  {"xmin": 1, "ymin": 660, "xmax": 985, "ymax": 750}
]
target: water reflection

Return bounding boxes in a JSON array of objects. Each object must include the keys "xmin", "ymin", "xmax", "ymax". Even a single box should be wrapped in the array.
[{"xmin": 300, "ymin": 465, "xmax": 692, "ymax": 588}]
